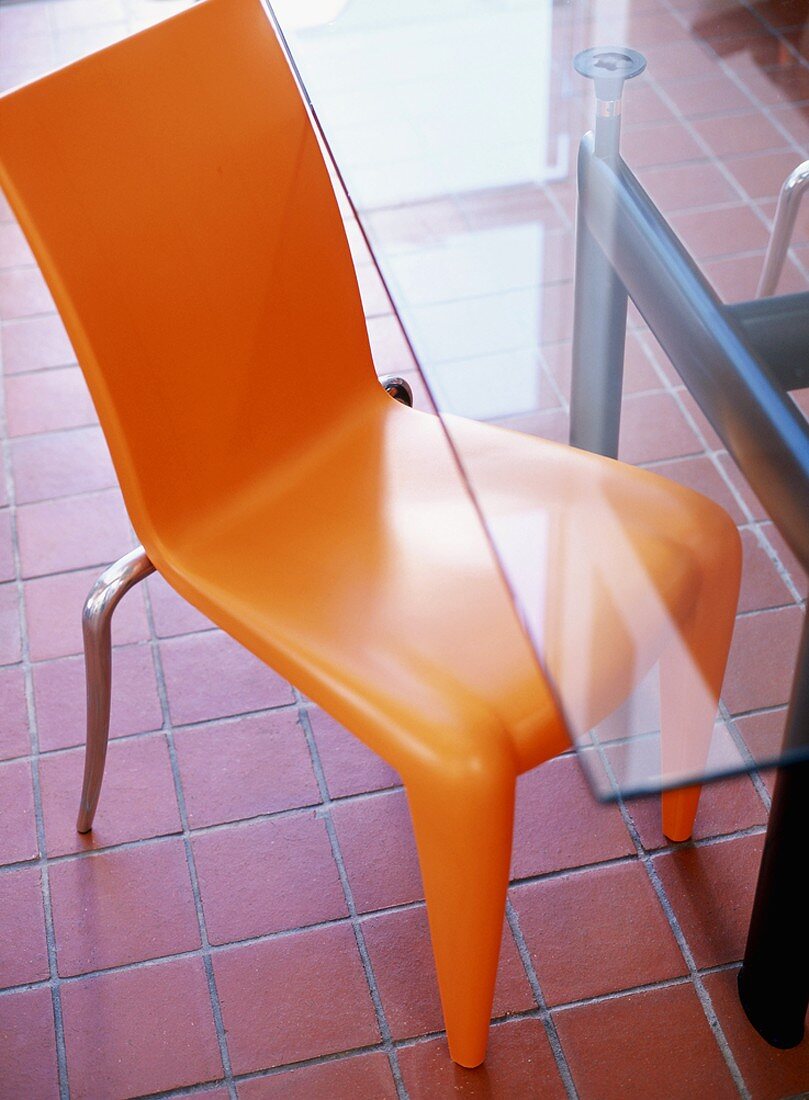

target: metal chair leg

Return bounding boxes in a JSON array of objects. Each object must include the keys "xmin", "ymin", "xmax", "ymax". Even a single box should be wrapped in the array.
[
  {"xmin": 76, "ymin": 546, "xmax": 155, "ymax": 833},
  {"xmin": 757, "ymin": 160, "xmax": 809, "ymax": 298},
  {"xmin": 380, "ymin": 375, "xmax": 414, "ymax": 407}
]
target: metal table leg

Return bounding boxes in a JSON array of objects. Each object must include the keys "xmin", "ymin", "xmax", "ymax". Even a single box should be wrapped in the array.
[
  {"xmin": 738, "ymin": 618, "xmax": 809, "ymax": 1048},
  {"xmin": 570, "ymin": 48, "xmax": 645, "ymax": 460}
]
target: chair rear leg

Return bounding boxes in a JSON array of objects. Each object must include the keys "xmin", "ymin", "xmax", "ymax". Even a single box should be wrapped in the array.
[
  {"xmin": 76, "ymin": 546, "xmax": 155, "ymax": 833},
  {"xmin": 405, "ymin": 757, "xmax": 516, "ymax": 1068},
  {"xmin": 660, "ymin": 524, "xmax": 741, "ymax": 842}
]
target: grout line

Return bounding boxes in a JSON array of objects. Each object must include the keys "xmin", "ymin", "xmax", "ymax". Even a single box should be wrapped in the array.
[
  {"xmin": 0, "ymin": 337, "xmax": 70, "ymax": 1097},
  {"xmin": 0, "ymin": 828, "xmax": 774, "ymax": 996},
  {"xmin": 295, "ymin": 697, "xmax": 408, "ymax": 1100},
  {"xmin": 597, "ymin": 744, "xmax": 752, "ymax": 1099},
  {"xmin": 505, "ymin": 898, "xmax": 579, "ymax": 1098},
  {"xmin": 139, "ymin": 577, "xmax": 238, "ymax": 1100}
]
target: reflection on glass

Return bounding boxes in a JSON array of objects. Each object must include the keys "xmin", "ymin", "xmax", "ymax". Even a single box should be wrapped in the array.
[{"xmin": 278, "ymin": 0, "xmax": 808, "ymax": 800}]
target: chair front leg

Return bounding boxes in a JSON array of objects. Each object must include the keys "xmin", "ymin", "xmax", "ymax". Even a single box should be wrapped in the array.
[
  {"xmin": 405, "ymin": 746, "xmax": 516, "ymax": 1068},
  {"xmin": 76, "ymin": 546, "xmax": 155, "ymax": 833}
]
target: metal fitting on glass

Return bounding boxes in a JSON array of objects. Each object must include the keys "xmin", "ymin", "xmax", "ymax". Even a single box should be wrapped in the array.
[{"xmin": 573, "ymin": 47, "xmax": 647, "ymax": 159}]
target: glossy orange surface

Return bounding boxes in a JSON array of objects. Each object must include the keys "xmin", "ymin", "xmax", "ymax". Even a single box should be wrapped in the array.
[{"xmin": 0, "ymin": 0, "xmax": 740, "ymax": 1066}]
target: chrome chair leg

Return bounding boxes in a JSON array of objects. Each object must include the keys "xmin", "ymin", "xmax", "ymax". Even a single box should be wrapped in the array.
[
  {"xmin": 76, "ymin": 546, "xmax": 155, "ymax": 833},
  {"xmin": 757, "ymin": 160, "xmax": 809, "ymax": 298},
  {"xmin": 380, "ymin": 374, "xmax": 414, "ymax": 407}
]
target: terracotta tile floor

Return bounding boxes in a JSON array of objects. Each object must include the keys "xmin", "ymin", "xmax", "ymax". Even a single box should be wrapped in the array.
[{"xmin": 1, "ymin": 0, "xmax": 808, "ymax": 1097}]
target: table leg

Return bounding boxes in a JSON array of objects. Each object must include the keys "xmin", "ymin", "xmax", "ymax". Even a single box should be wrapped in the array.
[{"xmin": 738, "ymin": 619, "xmax": 809, "ymax": 1049}]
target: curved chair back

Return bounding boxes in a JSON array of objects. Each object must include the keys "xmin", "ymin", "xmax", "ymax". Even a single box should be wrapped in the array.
[{"xmin": 0, "ymin": 0, "xmax": 375, "ymax": 551}]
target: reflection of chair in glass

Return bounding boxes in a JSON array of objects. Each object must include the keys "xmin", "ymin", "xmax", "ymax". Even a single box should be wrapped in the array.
[
  {"xmin": 0, "ymin": 0, "xmax": 741, "ymax": 1068},
  {"xmin": 758, "ymin": 160, "xmax": 809, "ymax": 298}
]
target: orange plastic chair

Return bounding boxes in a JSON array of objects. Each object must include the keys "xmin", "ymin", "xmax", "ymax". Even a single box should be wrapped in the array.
[{"xmin": 0, "ymin": 0, "xmax": 741, "ymax": 1068}]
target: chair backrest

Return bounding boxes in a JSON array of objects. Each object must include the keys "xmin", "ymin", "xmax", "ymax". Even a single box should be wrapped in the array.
[{"xmin": 0, "ymin": 0, "xmax": 375, "ymax": 550}]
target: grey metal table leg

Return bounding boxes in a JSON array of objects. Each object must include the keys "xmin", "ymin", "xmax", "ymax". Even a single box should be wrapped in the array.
[
  {"xmin": 77, "ymin": 545, "xmax": 155, "ymax": 833},
  {"xmin": 570, "ymin": 210, "xmax": 628, "ymax": 459},
  {"xmin": 570, "ymin": 48, "xmax": 646, "ymax": 460}
]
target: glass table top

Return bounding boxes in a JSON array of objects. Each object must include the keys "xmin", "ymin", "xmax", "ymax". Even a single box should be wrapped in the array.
[{"xmin": 272, "ymin": 0, "xmax": 809, "ymax": 800}]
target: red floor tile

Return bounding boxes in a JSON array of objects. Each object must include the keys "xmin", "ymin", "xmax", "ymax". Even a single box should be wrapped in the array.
[
  {"xmin": 543, "ymin": 332, "xmax": 662, "ymax": 400},
  {"xmin": 193, "ymin": 813, "xmax": 346, "ymax": 945},
  {"xmin": 693, "ymin": 111, "xmax": 790, "ymax": 159},
  {"xmin": 0, "ymin": 987, "xmax": 59, "ymax": 1097},
  {"xmin": 0, "ymin": 313, "xmax": 76, "ymax": 374},
  {"xmin": 726, "ymin": 147, "xmax": 805, "ymax": 201},
  {"xmin": 540, "ymin": 281, "xmax": 575, "ymax": 345},
  {"xmin": 738, "ymin": 529, "xmax": 795, "ymax": 612},
  {"xmin": 511, "ymin": 755, "xmax": 635, "ymax": 881},
  {"xmin": 50, "ymin": 838, "xmax": 199, "ymax": 976},
  {"xmin": 673, "ymin": 386, "xmax": 725, "ymax": 448},
  {"xmin": 626, "ymin": 7, "xmax": 692, "ymax": 43},
  {"xmin": 717, "ymin": 451, "xmax": 769, "ymax": 521},
  {"xmin": 618, "ymin": 391, "xmax": 702, "ymax": 465},
  {"xmin": 0, "ymin": 581, "xmax": 22, "ymax": 665},
  {"xmin": 649, "ymin": 456, "xmax": 745, "ymax": 523},
  {"xmin": 653, "ymin": 833, "xmax": 765, "ymax": 968},
  {"xmin": 512, "ymin": 861, "xmax": 686, "ymax": 1006},
  {"xmin": 308, "ymin": 708, "xmax": 400, "ymax": 798},
  {"xmin": 723, "ymin": 605, "xmax": 804, "ymax": 714},
  {"xmin": 688, "ymin": 2, "xmax": 767, "ymax": 38},
  {"xmin": 32, "ymin": 642, "xmax": 163, "ymax": 751},
  {"xmin": 62, "ymin": 955, "xmax": 222, "ymax": 1098},
  {"xmin": 638, "ymin": 159, "xmax": 739, "ymax": 212},
  {"xmin": 0, "ymin": 509, "xmax": 13, "ymax": 582},
  {"xmin": 0, "ymin": 222, "xmax": 35, "ymax": 268},
  {"xmin": 621, "ymin": 83, "xmax": 673, "ymax": 126},
  {"xmin": 734, "ymin": 708, "xmax": 787, "ymax": 782},
  {"xmin": 331, "ymin": 789, "xmax": 422, "ymax": 913},
  {"xmin": 703, "ymin": 968, "xmax": 809, "ymax": 1100},
  {"xmin": 771, "ymin": 102, "xmax": 809, "ymax": 147},
  {"xmin": 0, "ymin": 667, "xmax": 28, "ymax": 761},
  {"xmin": 213, "ymin": 924, "xmax": 380, "ymax": 1073},
  {"xmin": 160, "ymin": 630, "xmax": 295, "ymax": 726},
  {"xmin": 357, "ymin": 262, "xmax": 392, "ymax": 319},
  {"xmin": 0, "ymin": 267, "xmax": 55, "ymax": 320},
  {"xmin": 362, "ymin": 905, "xmax": 534, "ymax": 1040},
  {"xmin": 0, "ymin": 759, "xmax": 38, "ymax": 865},
  {"xmin": 39, "ymin": 734, "xmax": 181, "ymax": 857},
  {"xmin": 10, "ymin": 426, "xmax": 116, "ymax": 504},
  {"xmin": 25, "ymin": 564, "xmax": 150, "ymax": 661},
  {"xmin": 628, "ymin": 774, "xmax": 768, "ymax": 850},
  {"xmin": 668, "ymin": 204, "xmax": 770, "ymax": 261},
  {"xmin": 622, "ymin": 121, "xmax": 704, "ymax": 169},
  {"xmin": 147, "ymin": 572, "xmax": 215, "ymax": 637},
  {"xmin": 4, "ymin": 366, "xmax": 93, "ymax": 436},
  {"xmin": 0, "ymin": 866, "xmax": 49, "ymax": 987},
  {"xmin": 366, "ymin": 313, "xmax": 417, "ymax": 376},
  {"xmin": 237, "ymin": 1052, "xmax": 397, "ymax": 1099},
  {"xmin": 397, "ymin": 1018, "xmax": 568, "ymax": 1100},
  {"xmin": 17, "ymin": 488, "xmax": 132, "ymax": 578},
  {"xmin": 760, "ymin": 520, "xmax": 808, "ymax": 599},
  {"xmin": 714, "ymin": 247, "xmax": 803, "ymax": 301},
  {"xmin": 553, "ymin": 983, "xmax": 738, "ymax": 1100},
  {"xmin": 175, "ymin": 711, "xmax": 320, "ymax": 829},
  {"xmin": 642, "ymin": 39, "xmax": 720, "ymax": 81}
]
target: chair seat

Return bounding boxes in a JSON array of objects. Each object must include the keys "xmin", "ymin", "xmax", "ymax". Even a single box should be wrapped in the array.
[{"xmin": 150, "ymin": 393, "xmax": 718, "ymax": 778}]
